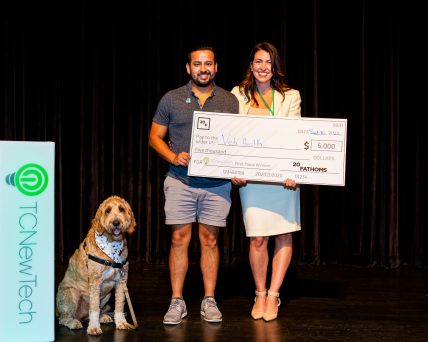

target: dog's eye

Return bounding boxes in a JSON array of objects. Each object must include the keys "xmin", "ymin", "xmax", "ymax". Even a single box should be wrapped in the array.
[
  {"xmin": 105, "ymin": 207, "xmax": 111, "ymax": 214},
  {"xmin": 119, "ymin": 206, "xmax": 125, "ymax": 212}
]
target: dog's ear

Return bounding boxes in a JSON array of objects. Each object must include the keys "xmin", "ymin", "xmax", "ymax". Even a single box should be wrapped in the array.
[
  {"xmin": 91, "ymin": 201, "xmax": 105, "ymax": 235},
  {"xmin": 126, "ymin": 203, "xmax": 137, "ymax": 235}
]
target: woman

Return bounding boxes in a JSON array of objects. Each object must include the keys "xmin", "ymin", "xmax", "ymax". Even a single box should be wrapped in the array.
[{"xmin": 231, "ymin": 42, "xmax": 301, "ymax": 322}]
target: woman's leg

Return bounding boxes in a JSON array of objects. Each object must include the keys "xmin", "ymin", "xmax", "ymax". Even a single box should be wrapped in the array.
[
  {"xmin": 249, "ymin": 236, "xmax": 269, "ymax": 316},
  {"xmin": 265, "ymin": 233, "xmax": 292, "ymax": 317}
]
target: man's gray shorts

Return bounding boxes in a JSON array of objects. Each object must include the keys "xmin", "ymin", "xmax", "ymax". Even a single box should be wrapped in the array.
[{"xmin": 163, "ymin": 176, "xmax": 232, "ymax": 227}]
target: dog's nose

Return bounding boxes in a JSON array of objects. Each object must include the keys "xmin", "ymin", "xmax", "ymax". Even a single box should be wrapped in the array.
[{"xmin": 113, "ymin": 219, "xmax": 120, "ymax": 227}]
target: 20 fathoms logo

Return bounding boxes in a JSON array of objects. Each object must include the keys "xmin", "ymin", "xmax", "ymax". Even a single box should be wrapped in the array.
[{"xmin": 5, "ymin": 163, "xmax": 49, "ymax": 196}]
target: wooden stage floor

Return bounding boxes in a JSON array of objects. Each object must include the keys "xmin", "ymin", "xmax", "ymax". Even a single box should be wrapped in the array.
[{"xmin": 55, "ymin": 262, "xmax": 428, "ymax": 341}]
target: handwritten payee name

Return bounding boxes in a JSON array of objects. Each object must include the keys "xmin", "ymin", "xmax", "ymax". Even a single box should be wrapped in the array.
[
  {"xmin": 195, "ymin": 133, "xmax": 264, "ymax": 147},
  {"xmin": 220, "ymin": 134, "xmax": 263, "ymax": 147}
]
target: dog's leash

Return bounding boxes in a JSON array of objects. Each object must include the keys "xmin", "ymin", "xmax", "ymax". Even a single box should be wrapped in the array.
[{"xmin": 124, "ymin": 285, "xmax": 138, "ymax": 328}]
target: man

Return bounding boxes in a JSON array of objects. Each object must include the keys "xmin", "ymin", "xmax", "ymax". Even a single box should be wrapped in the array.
[{"xmin": 149, "ymin": 46, "xmax": 239, "ymax": 325}]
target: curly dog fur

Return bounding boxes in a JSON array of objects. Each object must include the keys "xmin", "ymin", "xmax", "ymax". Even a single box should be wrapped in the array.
[{"xmin": 56, "ymin": 195, "xmax": 136, "ymax": 335}]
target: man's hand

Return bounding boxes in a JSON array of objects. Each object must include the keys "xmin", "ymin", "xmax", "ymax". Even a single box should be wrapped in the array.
[
  {"xmin": 231, "ymin": 177, "xmax": 247, "ymax": 186},
  {"xmin": 172, "ymin": 152, "xmax": 191, "ymax": 166}
]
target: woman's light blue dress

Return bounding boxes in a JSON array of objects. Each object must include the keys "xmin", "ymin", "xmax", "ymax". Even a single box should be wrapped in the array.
[
  {"xmin": 239, "ymin": 107, "xmax": 301, "ymax": 237},
  {"xmin": 239, "ymin": 182, "xmax": 300, "ymax": 237}
]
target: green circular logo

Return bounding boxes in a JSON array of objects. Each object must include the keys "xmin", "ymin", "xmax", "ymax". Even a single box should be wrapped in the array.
[{"xmin": 15, "ymin": 163, "xmax": 49, "ymax": 196}]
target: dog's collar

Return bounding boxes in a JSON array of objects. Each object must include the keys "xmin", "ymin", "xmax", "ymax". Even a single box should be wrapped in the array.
[
  {"xmin": 88, "ymin": 253, "xmax": 127, "ymax": 268},
  {"xmin": 83, "ymin": 241, "xmax": 127, "ymax": 269}
]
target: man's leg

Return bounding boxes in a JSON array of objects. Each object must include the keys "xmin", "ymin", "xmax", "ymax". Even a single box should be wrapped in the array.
[
  {"xmin": 163, "ymin": 223, "xmax": 192, "ymax": 325},
  {"xmin": 198, "ymin": 223, "xmax": 223, "ymax": 322},
  {"xmin": 169, "ymin": 224, "xmax": 192, "ymax": 297},
  {"xmin": 196, "ymin": 182, "xmax": 230, "ymax": 322},
  {"xmin": 162, "ymin": 176, "xmax": 198, "ymax": 324},
  {"xmin": 199, "ymin": 223, "xmax": 220, "ymax": 296}
]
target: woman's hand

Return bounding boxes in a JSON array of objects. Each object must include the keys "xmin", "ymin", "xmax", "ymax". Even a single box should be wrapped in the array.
[{"xmin": 283, "ymin": 178, "xmax": 297, "ymax": 189}]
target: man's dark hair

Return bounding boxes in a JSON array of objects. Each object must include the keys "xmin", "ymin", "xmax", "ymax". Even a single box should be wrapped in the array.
[{"xmin": 187, "ymin": 45, "xmax": 217, "ymax": 64}]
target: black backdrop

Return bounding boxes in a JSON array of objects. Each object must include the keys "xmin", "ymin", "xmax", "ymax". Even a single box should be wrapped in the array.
[{"xmin": 1, "ymin": 0, "xmax": 426, "ymax": 268}]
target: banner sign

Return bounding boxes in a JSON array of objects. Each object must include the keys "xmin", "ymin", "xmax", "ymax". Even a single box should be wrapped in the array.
[{"xmin": 0, "ymin": 141, "xmax": 55, "ymax": 341}]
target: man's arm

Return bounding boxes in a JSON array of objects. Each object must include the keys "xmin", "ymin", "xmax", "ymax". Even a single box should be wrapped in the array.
[
  {"xmin": 149, "ymin": 122, "xmax": 176, "ymax": 164},
  {"xmin": 149, "ymin": 122, "xmax": 191, "ymax": 166}
]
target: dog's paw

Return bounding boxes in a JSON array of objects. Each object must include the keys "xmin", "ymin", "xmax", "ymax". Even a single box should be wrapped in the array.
[
  {"xmin": 100, "ymin": 313, "xmax": 113, "ymax": 324},
  {"xmin": 59, "ymin": 317, "xmax": 83, "ymax": 330},
  {"xmin": 116, "ymin": 321, "xmax": 135, "ymax": 330},
  {"xmin": 87, "ymin": 325, "xmax": 103, "ymax": 335},
  {"xmin": 87, "ymin": 312, "xmax": 103, "ymax": 335},
  {"xmin": 114, "ymin": 312, "xmax": 135, "ymax": 330}
]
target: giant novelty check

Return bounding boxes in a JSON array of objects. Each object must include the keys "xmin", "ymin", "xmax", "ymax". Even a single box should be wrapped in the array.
[{"xmin": 188, "ymin": 111, "xmax": 347, "ymax": 186}]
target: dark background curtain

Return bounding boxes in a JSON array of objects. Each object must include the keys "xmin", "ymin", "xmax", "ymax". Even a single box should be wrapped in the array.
[{"xmin": 1, "ymin": 0, "xmax": 426, "ymax": 268}]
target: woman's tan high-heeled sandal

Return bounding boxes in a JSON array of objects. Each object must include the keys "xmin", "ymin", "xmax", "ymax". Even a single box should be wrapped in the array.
[
  {"xmin": 251, "ymin": 290, "xmax": 267, "ymax": 320},
  {"xmin": 262, "ymin": 290, "xmax": 281, "ymax": 322}
]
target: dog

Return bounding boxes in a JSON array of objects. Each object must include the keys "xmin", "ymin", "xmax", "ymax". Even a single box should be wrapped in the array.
[{"xmin": 56, "ymin": 195, "xmax": 137, "ymax": 335}]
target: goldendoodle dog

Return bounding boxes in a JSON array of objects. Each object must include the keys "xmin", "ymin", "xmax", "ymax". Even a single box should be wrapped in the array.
[{"xmin": 56, "ymin": 195, "xmax": 137, "ymax": 335}]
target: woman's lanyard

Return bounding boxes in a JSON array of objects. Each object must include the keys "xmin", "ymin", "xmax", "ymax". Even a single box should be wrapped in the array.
[{"xmin": 256, "ymin": 85, "xmax": 275, "ymax": 116}]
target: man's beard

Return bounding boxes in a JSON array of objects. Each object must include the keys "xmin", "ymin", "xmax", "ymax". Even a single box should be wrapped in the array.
[{"xmin": 192, "ymin": 73, "xmax": 214, "ymax": 87}]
